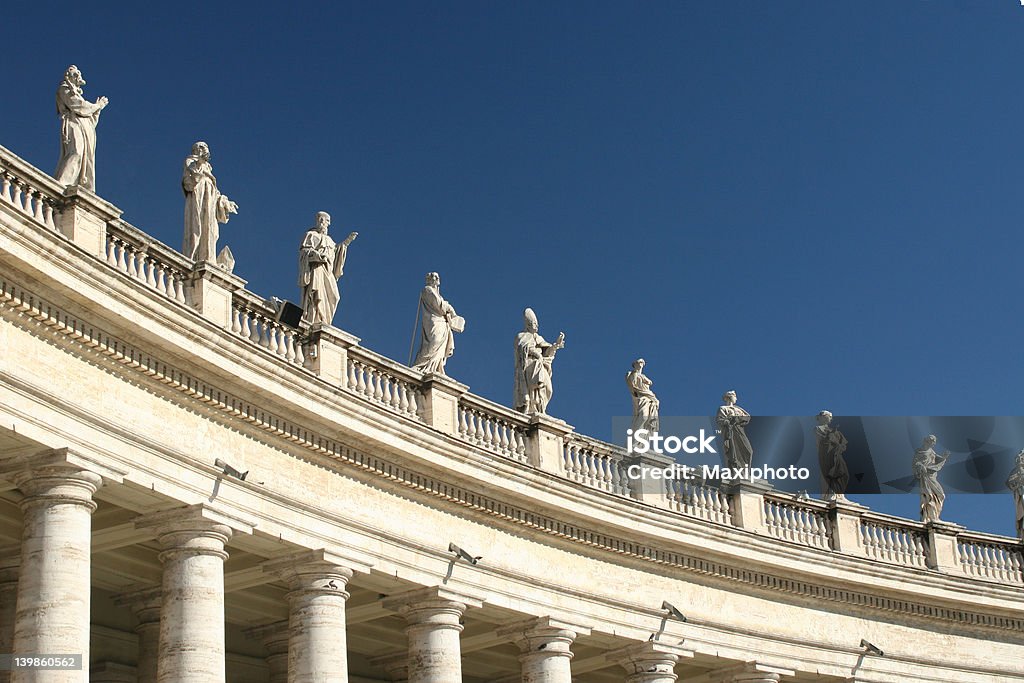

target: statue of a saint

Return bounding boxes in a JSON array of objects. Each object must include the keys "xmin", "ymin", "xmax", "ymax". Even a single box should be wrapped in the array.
[
  {"xmin": 182, "ymin": 142, "xmax": 238, "ymax": 263},
  {"xmin": 815, "ymin": 410, "xmax": 849, "ymax": 500},
  {"xmin": 411, "ymin": 272, "xmax": 463, "ymax": 375},
  {"xmin": 716, "ymin": 390, "xmax": 753, "ymax": 470},
  {"xmin": 513, "ymin": 308, "xmax": 565, "ymax": 414},
  {"xmin": 54, "ymin": 65, "xmax": 108, "ymax": 191},
  {"xmin": 1007, "ymin": 449, "xmax": 1024, "ymax": 540},
  {"xmin": 912, "ymin": 435, "xmax": 950, "ymax": 524},
  {"xmin": 626, "ymin": 358, "xmax": 659, "ymax": 433},
  {"xmin": 298, "ymin": 211, "xmax": 357, "ymax": 326}
]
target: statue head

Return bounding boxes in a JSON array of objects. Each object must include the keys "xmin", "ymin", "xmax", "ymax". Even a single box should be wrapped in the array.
[
  {"xmin": 523, "ymin": 308, "xmax": 539, "ymax": 333},
  {"xmin": 816, "ymin": 410, "xmax": 832, "ymax": 426},
  {"xmin": 315, "ymin": 211, "xmax": 331, "ymax": 232},
  {"xmin": 63, "ymin": 65, "xmax": 84, "ymax": 86},
  {"xmin": 922, "ymin": 435, "xmax": 937, "ymax": 448},
  {"xmin": 191, "ymin": 141, "xmax": 210, "ymax": 160},
  {"xmin": 1018, "ymin": 449, "xmax": 1024, "ymax": 465},
  {"xmin": 425, "ymin": 272, "xmax": 440, "ymax": 286},
  {"xmin": 722, "ymin": 390, "xmax": 737, "ymax": 405},
  {"xmin": 632, "ymin": 358, "xmax": 645, "ymax": 371}
]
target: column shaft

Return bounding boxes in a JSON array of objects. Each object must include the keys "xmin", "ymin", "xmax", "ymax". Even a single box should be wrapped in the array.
[
  {"xmin": 154, "ymin": 523, "xmax": 232, "ymax": 683},
  {"xmin": 284, "ymin": 566, "xmax": 352, "ymax": 683},
  {"xmin": 11, "ymin": 466, "xmax": 101, "ymax": 683},
  {"xmin": 0, "ymin": 550, "xmax": 20, "ymax": 683},
  {"xmin": 382, "ymin": 588, "xmax": 482, "ymax": 683}
]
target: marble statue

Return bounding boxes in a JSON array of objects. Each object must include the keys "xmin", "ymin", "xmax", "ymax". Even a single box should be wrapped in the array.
[
  {"xmin": 513, "ymin": 308, "xmax": 565, "ymax": 414},
  {"xmin": 716, "ymin": 390, "xmax": 753, "ymax": 470},
  {"xmin": 412, "ymin": 272, "xmax": 463, "ymax": 375},
  {"xmin": 815, "ymin": 410, "xmax": 849, "ymax": 500},
  {"xmin": 298, "ymin": 211, "xmax": 357, "ymax": 326},
  {"xmin": 912, "ymin": 435, "xmax": 949, "ymax": 524},
  {"xmin": 626, "ymin": 358, "xmax": 659, "ymax": 433},
  {"xmin": 54, "ymin": 65, "xmax": 108, "ymax": 191},
  {"xmin": 182, "ymin": 142, "xmax": 238, "ymax": 263},
  {"xmin": 1007, "ymin": 450, "xmax": 1024, "ymax": 540}
]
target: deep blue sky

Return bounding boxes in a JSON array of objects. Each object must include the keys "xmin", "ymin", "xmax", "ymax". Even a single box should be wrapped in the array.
[{"xmin": 4, "ymin": 2, "xmax": 1023, "ymax": 535}]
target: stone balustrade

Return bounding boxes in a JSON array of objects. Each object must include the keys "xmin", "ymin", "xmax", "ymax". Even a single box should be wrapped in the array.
[
  {"xmin": 345, "ymin": 346, "xmax": 423, "ymax": 420},
  {"xmin": 958, "ymin": 531, "xmax": 1024, "ymax": 584},
  {"xmin": 456, "ymin": 394, "xmax": 529, "ymax": 463},
  {"xmin": 230, "ymin": 291, "xmax": 306, "ymax": 366},
  {"xmin": 562, "ymin": 434, "xmax": 632, "ymax": 497},
  {"xmin": 763, "ymin": 494, "xmax": 832, "ymax": 550},
  {"xmin": 105, "ymin": 219, "xmax": 192, "ymax": 305},
  {"xmin": 0, "ymin": 146, "xmax": 64, "ymax": 234},
  {"xmin": 665, "ymin": 477, "xmax": 733, "ymax": 524},
  {"xmin": 859, "ymin": 512, "xmax": 929, "ymax": 568}
]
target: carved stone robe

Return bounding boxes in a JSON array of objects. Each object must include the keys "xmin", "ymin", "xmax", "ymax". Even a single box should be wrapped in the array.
[
  {"xmin": 298, "ymin": 229, "xmax": 348, "ymax": 325},
  {"xmin": 514, "ymin": 331, "xmax": 555, "ymax": 413},
  {"xmin": 412, "ymin": 285, "xmax": 456, "ymax": 375},
  {"xmin": 626, "ymin": 369, "xmax": 659, "ymax": 432},
  {"xmin": 182, "ymin": 156, "xmax": 233, "ymax": 262},
  {"xmin": 55, "ymin": 82, "xmax": 103, "ymax": 190},
  {"xmin": 716, "ymin": 404, "xmax": 753, "ymax": 470},
  {"xmin": 913, "ymin": 445, "xmax": 946, "ymax": 523},
  {"xmin": 815, "ymin": 423, "xmax": 849, "ymax": 499}
]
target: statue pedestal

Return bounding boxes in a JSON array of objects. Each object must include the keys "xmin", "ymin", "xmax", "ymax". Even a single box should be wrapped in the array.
[
  {"xmin": 187, "ymin": 262, "xmax": 246, "ymax": 328},
  {"xmin": 827, "ymin": 497, "xmax": 868, "ymax": 556},
  {"xmin": 527, "ymin": 414, "xmax": 574, "ymax": 475},
  {"xmin": 305, "ymin": 323, "xmax": 360, "ymax": 387},
  {"xmin": 58, "ymin": 185, "xmax": 121, "ymax": 260},
  {"xmin": 624, "ymin": 452, "xmax": 677, "ymax": 508},
  {"xmin": 419, "ymin": 373, "xmax": 469, "ymax": 436},
  {"xmin": 724, "ymin": 478, "xmax": 773, "ymax": 533},
  {"xmin": 925, "ymin": 520, "xmax": 964, "ymax": 573}
]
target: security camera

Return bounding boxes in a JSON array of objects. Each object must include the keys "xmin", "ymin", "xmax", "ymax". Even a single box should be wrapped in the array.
[
  {"xmin": 214, "ymin": 458, "xmax": 248, "ymax": 481},
  {"xmin": 448, "ymin": 542, "xmax": 481, "ymax": 565},
  {"xmin": 662, "ymin": 601, "xmax": 687, "ymax": 623},
  {"xmin": 860, "ymin": 639, "xmax": 884, "ymax": 657}
]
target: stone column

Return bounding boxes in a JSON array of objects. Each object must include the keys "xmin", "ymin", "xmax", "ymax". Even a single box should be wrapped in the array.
[
  {"xmin": 137, "ymin": 505, "xmax": 251, "ymax": 683},
  {"xmin": 606, "ymin": 641, "xmax": 693, "ymax": 683},
  {"xmin": 382, "ymin": 586, "xmax": 484, "ymax": 683},
  {"xmin": 262, "ymin": 550, "xmax": 370, "ymax": 683},
  {"xmin": 113, "ymin": 586, "xmax": 161, "ymax": 683},
  {"xmin": 10, "ymin": 463, "xmax": 102, "ymax": 683},
  {"xmin": 497, "ymin": 616, "xmax": 590, "ymax": 683},
  {"xmin": 244, "ymin": 622, "xmax": 289, "ymax": 683},
  {"xmin": 368, "ymin": 652, "xmax": 408, "ymax": 683},
  {"xmin": 0, "ymin": 547, "xmax": 19, "ymax": 683}
]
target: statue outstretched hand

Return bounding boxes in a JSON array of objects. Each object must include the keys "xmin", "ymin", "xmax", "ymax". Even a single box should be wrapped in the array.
[{"xmin": 343, "ymin": 231, "xmax": 358, "ymax": 246}]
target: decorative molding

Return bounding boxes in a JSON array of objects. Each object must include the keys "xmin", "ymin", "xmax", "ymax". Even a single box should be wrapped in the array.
[{"xmin": 0, "ymin": 276, "xmax": 1022, "ymax": 635}]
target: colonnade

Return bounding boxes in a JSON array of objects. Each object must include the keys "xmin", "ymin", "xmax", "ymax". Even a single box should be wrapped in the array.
[{"xmin": 0, "ymin": 456, "xmax": 785, "ymax": 683}]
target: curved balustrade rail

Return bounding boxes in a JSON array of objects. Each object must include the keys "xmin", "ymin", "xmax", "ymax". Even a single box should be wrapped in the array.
[
  {"xmin": 764, "ymin": 495, "xmax": 832, "ymax": 549},
  {"xmin": 958, "ymin": 533, "xmax": 1024, "ymax": 584},
  {"xmin": 666, "ymin": 478, "xmax": 732, "ymax": 524},
  {"xmin": 0, "ymin": 148, "xmax": 63, "ymax": 233},
  {"xmin": 860, "ymin": 514, "xmax": 928, "ymax": 568},
  {"xmin": 562, "ymin": 435, "xmax": 631, "ymax": 496},
  {"xmin": 105, "ymin": 221, "xmax": 191, "ymax": 305},
  {"xmin": 230, "ymin": 293, "xmax": 306, "ymax": 366},
  {"xmin": 457, "ymin": 395, "xmax": 528, "ymax": 462},
  {"xmin": 345, "ymin": 347, "xmax": 422, "ymax": 421}
]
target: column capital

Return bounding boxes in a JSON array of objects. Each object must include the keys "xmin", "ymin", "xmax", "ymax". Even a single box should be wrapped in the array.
[
  {"xmin": 606, "ymin": 641, "xmax": 694, "ymax": 677},
  {"xmin": 0, "ymin": 447, "xmax": 125, "ymax": 486},
  {"xmin": 135, "ymin": 503, "xmax": 254, "ymax": 541},
  {"xmin": 707, "ymin": 662, "xmax": 794, "ymax": 683},
  {"xmin": 261, "ymin": 548, "xmax": 372, "ymax": 583},
  {"xmin": 497, "ymin": 615, "xmax": 591, "ymax": 654},
  {"xmin": 382, "ymin": 585, "xmax": 484, "ymax": 628}
]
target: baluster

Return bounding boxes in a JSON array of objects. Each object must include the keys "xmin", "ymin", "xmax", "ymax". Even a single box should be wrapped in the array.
[
  {"xmin": 43, "ymin": 201, "xmax": 57, "ymax": 230},
  {"xmin": 355, "ymin": 362, "xmax": 367, "ymax": 394},
  {"xmin": 0, "ymin": 175, "xmax": 10, "ymax": 204},
  {"xmin": 390, "ymin": 379, "xmax": 402, "ymax": 410},
  {"xmin": 231, "ymin": 307, "xmax": 242, "ymax": 334},
  {"xmin": 458, "ymin": 407, "xmax": 469, "ymax": 436},
  {"xmin": 32, "ymin": 191, "xmax": 46, "ymax": 223},
  {"xmin": 261, "ymin": 319, "xmax": 276, "ymax": 349},
  {"xmin": 115, "ymin": 240, "xmax": 128, "ymax": 272},
  {"xmin": 372, "ymin": 369, "xmax": 385, "ymax": 401},
  {"xmin": 513, "ymin": 431, "xmax": 526, "ymax": 458},
  {"xmin": 345, "ymin": 359, "xmax": 357, "ymax": 389},
  {"xmin": 125, "ymin": 246, "xmax": 139, "ymax": 278},
  {"xmin": 294, "ymin": 338, "xmax": 305, "ymax": 366},
  {"xmin": 397, "ymin": 382, "xmax": 409, "ymax": 413},
  {"xmin": 106, "ymin": 237, "xmax": 118, "ymax": 266},
  {"xmin": 406, "ymin": 387, "xmax": 418, "ymax": 417},
  {"xmin": 284, "ymin": 333, "xmax": 296, "ymax": 362},
  {"xmin": 11, "ymin": 180, "xmax": 24, "ymax": 213},
  {"xmin": 145, "ymin": 257, "xmax": 158, "ymax": 288}
]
